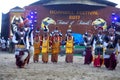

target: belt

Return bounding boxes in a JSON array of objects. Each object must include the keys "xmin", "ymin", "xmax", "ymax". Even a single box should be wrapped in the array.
[{"xmin": 15, "ymin": 45, "xmax": 25, "ymax": 48}]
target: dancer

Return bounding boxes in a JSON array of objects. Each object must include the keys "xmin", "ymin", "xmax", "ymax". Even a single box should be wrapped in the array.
[
  {"xmin": 93, "ymin": 27, "xmax": 105, "ymax": 67},
  {"xmin": 40, "ymin": 17, "xmax": 56, "ymax": 63},
  {"xmin": 104, "ymin": 27, "xmax": 117, "ymax": 70},
  {"xmin": 83, "ymin": 30, "xmax": 93, "ymax": 64},
  {"xmin": 33, "ymin": 28, "xmax": 41, "ymax": 62},
  {"xmin": 41, "ymin": 32, "xmax": 50, "ymax": 63},
  {"xmin": 51, "ymin": 27, "xmax": 62, "ymax": 63},
  {"xmin": 65, "ymin": 25, "xmax": 74, "ymax": 63},
  {"xmin": 12, "ymin": 16, "xmax": 31, "ymax": 68}
]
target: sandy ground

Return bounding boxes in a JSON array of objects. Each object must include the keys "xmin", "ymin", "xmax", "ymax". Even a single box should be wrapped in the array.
[{"xmin": 0, "ymin": 51, "xmax": 120, "ymax": 80}]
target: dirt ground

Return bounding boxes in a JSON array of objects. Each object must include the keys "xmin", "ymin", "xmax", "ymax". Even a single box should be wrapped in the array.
[{"xmin": 0, "ymin": 51, "xmax": 120, "ymax": 80}]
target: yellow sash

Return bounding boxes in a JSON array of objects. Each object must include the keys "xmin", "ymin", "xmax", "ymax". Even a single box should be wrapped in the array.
[
  {"xmin": 34, "ymin": 41, "xmax": 40, "ymax": 54},
  {"xmin": 52, "ymin": 40, "xmax": 60, "ymax": 54},
  {"xmin": 66, "ymin": 36, "xmax": 73, "ymax": 54},
  {"xmin": 41, "ymin": 37, "xmax": 49, "ymax": 53}
]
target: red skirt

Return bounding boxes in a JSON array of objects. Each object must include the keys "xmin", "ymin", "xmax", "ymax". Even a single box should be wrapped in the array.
[
  {"xmin": 84, "ymin": 49, "xmax": 93, "ymax": 65},
  {"xmin": 51, "ymin": 54, "xmax": 58, "ymax": 63},
  {"xmin": 65, "ymin": 54, "xmax": 73, "ymax": 63},
  {"xmin": 104, "ymin": 53, "xmax": 117, "ymax": 70},
  {"xmin": 93, "ymin": 54, "xmax": 103, "ymax": 67}
]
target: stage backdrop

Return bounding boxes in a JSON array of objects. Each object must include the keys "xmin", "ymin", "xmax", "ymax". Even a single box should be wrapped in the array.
[{"xmin": 24, "ymin": 5, "xmax": 120, "ymax": 38}]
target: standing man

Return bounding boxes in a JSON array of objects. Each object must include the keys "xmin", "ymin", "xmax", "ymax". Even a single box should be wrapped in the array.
[
  {"xmin": 104, "ymin": 27, "xmax": 117, "ymax": 70},
  {"xmin": 92, "ymin": 27, "xmax": 105, "ymax": 67},
  {"xmin": 51, "ymin": 27, "xmax": 62, "ymax": 63},
  {"xmin": 83, "ymin": 30, "xmax": 93, "ymax": 65},
  {"xmin": 65, "ymin": 25, "xmax": 74, "ymax": 63}
]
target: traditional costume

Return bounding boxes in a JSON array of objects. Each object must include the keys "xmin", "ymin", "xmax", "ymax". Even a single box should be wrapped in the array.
[
  {"xmin": 12, "ymin": 17, "xmax": 31, "ymax": 68},
  {"xmin": 33, "ymin": 29, "xmax": 41, "ymax": 62},
  {"xmin": 41, "ymin": 33, "xmax": 50, "ymax": 63},
  {"xmin": 93, "ymin": 27, "xmax": 104, "ymax": 67},
  {"xmin": 83, "ymin": 30, "xmax": 93, "ymax": 64},
  {"xmin": 40, "ymin": 17, "xmax": 56, "ymax": 63},
  {"xmin": 65, "ymin": 26, "xmax": 74, "ymax": 63},
  {"xmin": 104, "ymin": 28, "xmax": 117, "ymax": 70},
  {"xmin": 51, "ymin": 27, "xmax": 61, "ymax": 63},
  {"xmin": 12, "ymin": 28, "xmax": 30, "ymax": 68}
]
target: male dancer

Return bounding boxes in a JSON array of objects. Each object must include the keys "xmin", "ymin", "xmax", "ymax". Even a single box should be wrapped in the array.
[
  {"xmin": 12, "ymin": 17, "xmax": 31, "ymax": 68},
  {"xmin": 83, "ymin": 30, "xmax": 93, "ymax": 64},
  {"xmin": 93, "ymin": 27, "xmax": 105, "ymax": 67},
  {"xmin": 104, "ymin": 27, "xmax": 117, "ymax": 70},
  {"xmin": 12, "ymin": 24, "xmax": 30, "ymax": 68}
]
